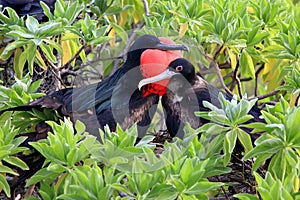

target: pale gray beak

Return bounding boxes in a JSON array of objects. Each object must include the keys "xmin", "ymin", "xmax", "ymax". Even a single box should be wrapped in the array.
[
  {"xmin": 138, "ymin": 69, "xmax": 178, "ymax": 90},
  {"xmin": 156, "ymin": 43, "xmax": 189, "ymax": 52}
]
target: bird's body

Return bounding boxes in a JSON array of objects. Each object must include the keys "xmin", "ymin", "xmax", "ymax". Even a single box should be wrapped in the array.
[
  {"xmin": 2, "ymin": 34, "xmax": 188, "ymax": 189},
  {"xmin": 1, "ymin": 34, "xmax": 188, "ymax": 137}
]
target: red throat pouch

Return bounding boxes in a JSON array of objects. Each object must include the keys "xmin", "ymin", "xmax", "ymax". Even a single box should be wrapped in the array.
[{"xmin": 140, "ymin": 38, "xmax": 183, "ymax": 96}]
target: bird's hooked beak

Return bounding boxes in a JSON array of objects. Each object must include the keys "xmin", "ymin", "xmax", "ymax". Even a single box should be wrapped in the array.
[
  {"xmin": 155, "ymin": 42, "xmax": 189, "ymax": 52},
  {"xmin": 138, "ymin": 69, "xmax": 178, "ymax": 90}
]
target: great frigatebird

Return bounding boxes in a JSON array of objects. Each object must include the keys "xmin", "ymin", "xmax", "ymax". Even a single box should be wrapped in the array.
[
  {"xmin": 3, "ymin": 35, "xmax": 188, "ymax": 190},
  {"xmin": 138, "ymin": 58, "xmax": 264, "ymax": 138},
  {"xmin": 0, "ymin": 34, "xmax": 188, "ymax": 138}
]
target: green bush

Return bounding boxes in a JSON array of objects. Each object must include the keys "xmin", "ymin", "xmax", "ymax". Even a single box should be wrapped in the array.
[{"xmin": 0, "ymin": 0, "xmax": 299, "ymax": 199}]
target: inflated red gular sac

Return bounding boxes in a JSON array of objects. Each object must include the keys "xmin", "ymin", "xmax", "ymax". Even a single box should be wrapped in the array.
[{"xmin": 139, "ymin": 38, "xmax": 185, "ymax": 97}]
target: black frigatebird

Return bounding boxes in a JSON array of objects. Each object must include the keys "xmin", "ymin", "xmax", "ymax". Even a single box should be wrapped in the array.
[
  {"xmin": 138, "ymin": 58, "xmax": 264, "ymax": 138},
  {"xmin": 3, "ymin": 35, "xmax": 188, "ymax": 190},
  {"xmin": 0, "ymin": 35, "xmax": 188, "ymax": 138}
]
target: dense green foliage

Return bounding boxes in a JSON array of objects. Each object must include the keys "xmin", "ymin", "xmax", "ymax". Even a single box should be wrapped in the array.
[{"xmin": 0, "ymin": 0, "xmax": 300, "ymax": 199}]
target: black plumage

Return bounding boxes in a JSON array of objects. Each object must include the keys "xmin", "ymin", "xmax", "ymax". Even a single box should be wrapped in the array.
[{"xmin": 163, "ymin": 58, "xmax": 264, "ymax": 138}]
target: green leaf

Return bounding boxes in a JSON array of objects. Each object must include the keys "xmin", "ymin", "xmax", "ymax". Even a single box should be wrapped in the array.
[
  {"xmin": 235, "ymin": 115, "xmax": 253, "ymax": 125},
  {"xmin": 36, "ymin": 22, "xmax": 62, "ymax": 37},
  {"xmin": 26, "ymin": 167, "xmax": 64, "ymax": 187},
  {"xmin": 146, "ymin": 184, "xmax": 178, "ymax": 200},
  {"xmin": 285, "ymin": 107, "xmax": 300, "ymax": 144},
  {"xmin": 172, "ymin": 176, "xmax": 186, "ymax": 192},
  {"xmin": 240, "ymin": 49, "xmax": 255, "ymax": 79},
  {"xmin": 0, "ymin": 174, "xmax": 10, "ymax": 197},
  {"xmin": 91, "ymin": 36, "xmax": 113, "ymax": 45},
  {"xmin": 40, "ymin": 42, "xmax": 56, "ymax": 62},
  {"xmin": 13, "ymin": 48, "xmax": 24, "ymax": 79},
  {"xmin": 25, "ymin": 16, "xmax": 39, "ymax": 34},
  {"xmin": 111, "ymin": 22, "xmax": 128, "ymax": 43},
  {"xmin": 44, "ymin": 39, "xmax": 63, "ymax": 54},
  {"xmin": 26, "ymin": 43, "xmax": 37, "ymax": 74},
  {"xmin": 243, "ymin": 138, "xmax": 282, "ymax": 160},
  {"xmin": 8, "ymin": 30, "xmax": 35, "ymax": 39},
  {"xmin": 180, "ymin": 158, "xmax": 193, "ymax": 184},
  {"xmin": 234, "ymin": 193, "xmax": 259, "ymax": 200},
  {"xmin": 1, "ymin": 40, "xmax": 28, "ymax": 60},
  {"xmin": 40, "ymin": 1, "xmax": 54, "ymax": 20},
  {"xmin": 3, "ymin": 156, "xmax": 29, "ymax": 170},
  {"xmin": 0, "ymin": 165, "xmax": 18, "ymax": 175},
  {"xmin": 28, "ymin": 79, "xmax": 43, "ymax": 93},
  {"xmin": 224, "ymin": 130, "xmax": 237, "ymax": 165},
  {"xmin": 54, "ymin": 0, "xmax": 65, "ymax": 18},
  {"xmin": 185, "ymin": 181, "xmax": 223, "ymax": 194},
  {"xmin": 237, "ymin": 129, "xmax": 253, "ymax": 153}
]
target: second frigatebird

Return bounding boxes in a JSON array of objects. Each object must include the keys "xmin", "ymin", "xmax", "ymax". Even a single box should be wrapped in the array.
[
  {"xmin": 1, "ymin": 34, "xmax": 188, "ymax": 138},
  {"xmin": 138, "ymin": 58, "xmax": 264, "ymax": 138}
]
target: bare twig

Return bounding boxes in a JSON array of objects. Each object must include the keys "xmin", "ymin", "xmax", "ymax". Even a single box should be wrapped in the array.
[
  {"xmin": 99, "ymin": 55, "xmax": 124, "ymax": 61},
  {"xmin": 210, "ymin": 60, "xmax": 234, "ymax": 96},
  {"xmin": 39, "ymin": 49, "xmax": 57, "ymax": 70},
  {"xmin": 236, "ymin": 77, "xmax": 243, "ymax": 98},
  {"xmin": 232, "ymin": 57, "xmax": 243, "ymax": 98},
  {"xmin": 219, "ymin": 62, "xmax": 231, "ymax": 69},
  {"xmin": 216, "ymin": 176, "xmax": 230, "ymax": 200},
  {"xmin": 295, "ymin": 94, "xmax": 299, "ymax": 106},
  {"xmin": 109, "ymin": 19, "xmax": 146, "ymax": 76},
  {"xmin": 109, "ymin": 0, "xmax": 152, "ymax": 74},
  {"xmin": 57, "ymin": 45, "xmax": 86, "ymax": 71},
  {"xmin": 213, "ymin": 46, "xmax": 223, "ymax": 60},
  {"xmin": 260, "ymin": 101, "xmax": 277, "ymax": 109},
  {"xmin": 141, "ymin": 0, "xmax": 153, "ymax": 16},
  {"xmin": 39, "ymin": 49, "xmax": 67, "ymax": 88},
  {"xmin": 240, "ymin": 64, "xmax": 264, "ymax": 82},
  {"xmin": 197, "ymin": 46, "xmax": 233, "ymax": 96},
  {"xmin": 249, "ymin": 90, "xmax": 280, "ymax": 101},
  {"xmin": 48, "ymin": 67, "xmax": 67, "ymax": 88},
  {"xmin": 60, "ymin": 69, "xmax": 77, "ymax": 77}
]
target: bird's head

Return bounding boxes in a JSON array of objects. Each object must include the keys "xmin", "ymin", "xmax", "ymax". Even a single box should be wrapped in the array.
[
  {"xmin": 134, "ymin": 36, "xmax": 188, "ymax": 96},
  {"xmin": 138, "ymin": 58, "xmax": 196, "ymax": 96},
  {"xmin": 128, "ymin": 34, "xmax": 188, "ymax": 55},
  {"xmin": 126, "ymin": 35, "xmax": 188, "ymax": 66}
]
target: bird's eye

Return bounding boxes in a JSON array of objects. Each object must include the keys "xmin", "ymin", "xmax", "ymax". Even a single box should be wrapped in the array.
[{"xmin": 175, "ymin": 65, "xmax": 183, "ymax": 71}]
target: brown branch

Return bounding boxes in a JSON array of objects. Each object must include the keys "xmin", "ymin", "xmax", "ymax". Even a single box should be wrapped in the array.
[
  {"xmin": 260, "ymin": 101, "xmax": 277, "ymax": 109},
  {"xmin": 39, "ymin": 48, "xmax": 66, "ymax": 88},
  {"xmin": 219, "ymin": 62, "xmax": 231, "ymax": 69},
  {"xmin": 213, "ymin": 45, "xmax": 223, "ymax": 60},
  {"xmin": 39, "ymin": 49, "xmax": 57, "ymax": 70},
  {"xmin": 232, "ymin": 57, "xmax": 242, "ymax": 98},
  {"xmin": 249, "ymin": 90, "xmax": 280, "ymax": 101},
  {"xmin": 295, "ymin": 94, "xmax": 299, "ymax": 106},
  {"xmin": 57, "ymin": 45, "xmax": 86, "ymax": 71},
  {"xmin": 223, "ymin": 72, "xmax": 233, "ymax": 80},
  {"xmin": 141, "ymin": 0, "xmax": 153, "ymax": 17},
  {"xmin": 99, "ymin": 55, "xmax": 123, "ymax": 61},
  {"xmin": 210, "ymin": 60, "xmax": 233, "ymax": 96},
  {"xmin": 236, "ymin": 77, "xmax": 243, "ymax": 98},
  {"xmin": 197, "ymin": 46, "xmax": 233, "ymax": 96},
  {"xmin": 110, "ymin": 0, "xmax": 151, "ymax": 73},
  {"xmin": 240, "ymin": 64, "xmax": 264, "ymax": 82},
  {"xmin": 49, "ymin": 67, "xmax": 67, "ymax": 88},
  {"xmin": 109, "ymin": 19, "xmax": 146, "ymax": 76},
  {"xmin": 217, "ymin": 176, "xmax": 230, "ymax": 200}
]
